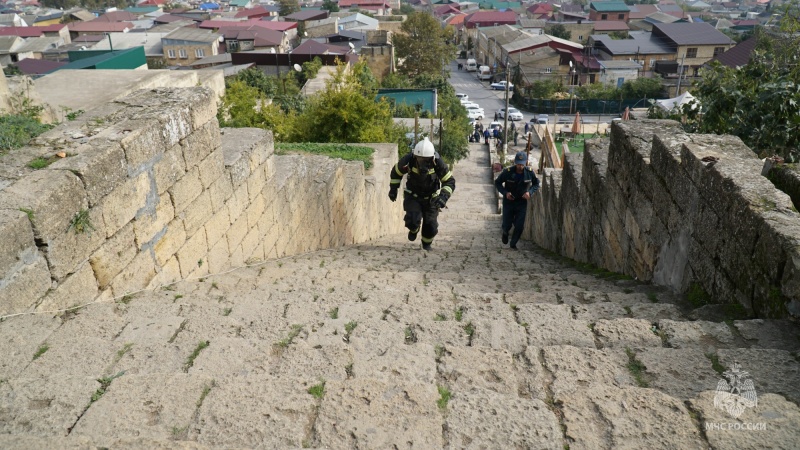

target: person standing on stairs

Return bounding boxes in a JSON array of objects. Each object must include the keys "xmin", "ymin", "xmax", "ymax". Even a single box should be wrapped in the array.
[
  {"xmin": 494, "ymin": 151, "xmax": 539, "ymax": 250},
  {"xmin": 388, "ymin": 137, "xmax": 456, "ymax": 251}
]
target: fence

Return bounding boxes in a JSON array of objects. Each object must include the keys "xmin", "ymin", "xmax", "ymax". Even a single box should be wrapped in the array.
[{"xmin": 517, "ymin": 98, "xmax": 652, "ymax": 116}]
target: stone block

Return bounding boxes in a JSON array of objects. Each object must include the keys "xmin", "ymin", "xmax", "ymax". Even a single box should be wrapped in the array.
[
  {"xmin": 49, "ymin": 140, "xmax": 127, "ymax": 207},
  {"xmin": 0, "ymin": 251, "xmax": 50, "ymax": 316},
  {"xmin": 153, "ymin": 219, "xmax": 186, "ymax": 266},
  {"xmin": 44, "ymin": 206, "xmax": 106, "ymax": 281},
  {"xmin": 203, "ymin": 207, "xmax": 230, "ymax": 248},
  {"xmin": 176, "ymin": 229, "xmax": 208, "ymax": 279},
  {"xmin": 168, "ymin": 167, "xmax": 202, "ymax": 214},
  {"xmin": 593, "ymin": 318, "xmax": 662, "ymax": 349},
  {"xmin": 221, "ymin": 128, "xmax": 270, "ymax": 187},
  {"xmin": 226, "ymin": 209, "xmax": 249, "ymax": 251},
  {"xmin": 0, "ymin": 209, "xmax": 35, "ymax": 276},
  {"xmin": 239, "ymin": 224, "xmax": 261, "ymax": 262},
  {"xmin": 36, "ymin": 262, "xmax": 98, "ymax": 312},
  {"xmin": 151, "ymin": 143, "xmax": 186, "ymax": 195},
  {"xmin": 717, "ymin": 348, "xmax": 800, "ymax": 404},
  {"xmin": 658, "ymin": 319, "xmax": 735, "ymax": 351},
  {"xmin": 117, "ymin": 118, "xmax": 166, "ymax": 168},
  {"xmin": 120, "ymin": 89, "xmax": 194, "ymax": 147},
  {"xmin": 181, "ymin": 120, "xmax": 221, "ymax": 169},
  {"xmin": 207, "ymin": 174, "xmax": 233, "ymax": 213},
  {"xmin": 89, "ymin": 223, "xmax": 137, "ymax": 289},
  {"xmin": 0, "ymin": 313, "xmax": 61, "ymax": 380},
  {"xmin": 245, "ymin": 164, "xmax": 266, "ymax": 203},
  {"xmin": 109, "ymin": 250, "xmax": 157, "ymax": 296},
  {"xmin": 0, "ymin": 170, "xmax": 86, "ymax": 240},
  {"xmin": 179, "ymin": 190, "xmax": 212, "ymax": 236},
  {"xmin": 636, "ymin": 347, "xmax": 721, "ymax": 400},
  {"xmin": 99, "ymin": 171, "xmax": 151, "ymax": 238},
  {"xmin": 516, "ymin": 304, "xmax": 595, "ymax": 348},
  {"xmin": 226, "ymin": 182, "xmax": 248, "ymax": 223},
  {"xmin": 206, "ymin": 236, "xmax": 229, "ymax": 274},
  {"xmin": 186, "ymin": 87, "xmax": 217, "ymax": 130},
  {"xmin": 246, "ymin": 194, "xmax": 265, "ymax": 230},
  {"xmin": 132, "ymin": 195, "xmax": 174, "ymax": 249},
  {"xmin": 542, "ymin": 346, "xmax": 634, "ymax": 399},
  {"xmin": 197, "ymin": 147, "xmax": 224, "ymax": 188},
  {"xmin": 148, "ymin": 255, "xmax": 182, "ymax": 289}
]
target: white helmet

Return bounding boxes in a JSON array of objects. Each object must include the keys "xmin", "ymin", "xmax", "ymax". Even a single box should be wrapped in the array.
[{"xmin": 413, "ymin": 136, "xmax": 435, "ymax": 158}]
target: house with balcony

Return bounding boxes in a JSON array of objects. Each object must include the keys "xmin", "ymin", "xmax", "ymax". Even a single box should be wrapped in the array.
[
  {"xmin": 589, "ymin": 31, "xmax": 674, "ymax": 78},
  {"xmin": 651, "ymin": 22, "xmax": 734, "ymax": 77},
  {"xmin": 463, "ymin": 10, "xmax": 517, "ymax": 53},
  {"xmin": 161, "ymin": 26, "xmax": 221, "ymax": 66},
  {"xmin": 502, "ymin": 34, "xmax": 584, "ymax": 85}
]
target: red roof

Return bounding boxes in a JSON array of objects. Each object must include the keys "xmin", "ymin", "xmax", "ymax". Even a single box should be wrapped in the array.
[
  {"xmin": 445, "ymin": 14, "xmax": 466, "ymax": 27},
  {"xmin": 0, "ymin": 26, "xmax": 47, "ymax": 37},
  {"xmin": 527, "ymin": 4, "xmax": 553, "ymax": 14},
  {"xmin": 68, "ymin": 22, "xmax": 134, "ymax": 32},
  {"xmin": 292, "ymin": 39, "xmax": 348, "ymax": 55},
  {"xmin": 338, "ymin": 0, "xmax": 389, "ymax": 7},
  {"xmin": 594, "ymin": 21, "xmax": 629, "ymax": 31},
  {"xmin": 223, "ymin": 27, "xmax": 283, "ymax": 46},
  {"xmin": 199, "ymin": 18, "xmax": 296, "ymax": 32},
  {"xmin": 464, "ymin": 11, "xmax": 517, "ymax": 29},
  {"xmin": 434, "ymin": 4, "xmax": 460, "ymax": 16},
  {"xmin": 17, "ymin": 58, "xmax": 66, "ymax": 75},
  {"xmin": 234, "ymin": 6, "xmax": 270, "ymax": 18},
  {"xmin": 628, "ymin": 4, "xmax": 659, "ymax": 19}
]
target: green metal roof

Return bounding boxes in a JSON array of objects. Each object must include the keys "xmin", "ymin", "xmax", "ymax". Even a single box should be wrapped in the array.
[
  {"xmin": 477, "ymin": 0, "xmax": 519, "ymax": 10},
  {"xmin": 125, "ymin": 6, "xmax": 159, "ymax": 13},
  {"xmin": 590, "ymin": 1, "xmax": 630, "ymax": 12},
  {"xmin": 229, "ymin": 0, "xmax": 250, "ymax": 6}
]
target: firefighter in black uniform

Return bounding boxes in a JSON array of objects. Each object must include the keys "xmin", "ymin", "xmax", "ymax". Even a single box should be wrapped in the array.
[
  {"xmin": 494, "ymin": 151, "xmax": 540, "ymax": 249},
  {"xmin": 388, "ymin": 137, "xmax": 456, "ymax": 251}
]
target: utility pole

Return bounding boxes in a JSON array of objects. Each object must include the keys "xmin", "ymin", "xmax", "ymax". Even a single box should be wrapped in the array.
[
  {"xmin": 502, "ymin": 58, "xmax": 510, "ymax": 158},
  {"xmin": 438, "ymin": 112, "xmax": 443, "ymax": 152},
  {"xmin": 675, "ymin": 52, "xmax": 686, "ymax": 96}
]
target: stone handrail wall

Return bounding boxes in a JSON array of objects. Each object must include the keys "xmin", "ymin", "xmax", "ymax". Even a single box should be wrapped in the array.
[
  {"xmin": 0, "ymin": 87, "xmax": 403, "ymax": 316},
  {"xmin": 526, "ymin": 120, "xmax": 800, "ymax": 318}
]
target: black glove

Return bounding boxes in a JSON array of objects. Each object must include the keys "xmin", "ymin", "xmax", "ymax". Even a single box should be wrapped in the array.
[
  {"xmin": 432, "ymin": 194, "xmax": 448, "ymax": 209},
  {"xmin": 388, "ymin": 188, "xmax": 398, "ymax": 202}
]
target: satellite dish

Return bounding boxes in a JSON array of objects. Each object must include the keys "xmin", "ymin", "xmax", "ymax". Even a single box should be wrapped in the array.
[
  {"xmin": 293, "ymin": 63, "xmax": 301, "ymax": 72},
  {"xmin": 270, "ymin": 48, "xmax": 276, "ymax": 53},
  {"xmin": 348, "ymin": 42, "xmax": 355, "ymax": 50},
  {"xmin": 569, "ymin": 60, "xmax": 573, "ymax": 68},
  {"xmin": 218, "ymin": 35, "xmax": 224, "ymax": 42},
  {"xmin": 304, "ymin": 31, "xmax": 308, "ymax": 36}
]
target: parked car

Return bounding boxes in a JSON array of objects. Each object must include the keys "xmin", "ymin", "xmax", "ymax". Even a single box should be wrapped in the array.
[
  {"xmin": 467, "ymin": 110, "xmax": 484, "ymax": 120},
  {"xmin": 531, "ymin": 114, "xmax": 549, "ymax": 125},
  {"xmin": 497, "ymin": 107, "xmax": 523, "ymax": 121},
  {"xmin": 490, "ymin": 81, "xmax": 514, "ymax": 91},
  {"xmin": 462, "ymin": 101, "xmax": 480, "ymax": 109},
  {"xmin": 465, "ymin": 105, "xmax": 485, "ymax": 117},
  {"xmin": 456, "ymin": 93, "xmax": 468, "ymax": 102}
]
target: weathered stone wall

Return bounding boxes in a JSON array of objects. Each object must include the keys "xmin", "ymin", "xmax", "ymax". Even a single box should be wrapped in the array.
[
  {"xmin": 0, "ymin": 87, "xmax": 403, "ymax": 316},
  {"xmin": 764, "ymin": 161, "xmax": 800, "ymax": 212},
  {"xmin": 527, "ymin": 120, "xmax": 800, "ymax": 318}
]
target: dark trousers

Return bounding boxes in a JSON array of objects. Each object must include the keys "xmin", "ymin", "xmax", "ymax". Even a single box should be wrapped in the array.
[
  {"xmin": 502, "ymin": 199, "xmax": 528, "ymax": 246},
  {"xmin": 403, "ymin": 195, "xmax": 439, "ymax": 244}
]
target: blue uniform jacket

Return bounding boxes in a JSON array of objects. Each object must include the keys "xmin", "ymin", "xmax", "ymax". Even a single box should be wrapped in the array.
[{"xmin": 494, "ymin": 166, "xmax": 540, "ymax": 200}]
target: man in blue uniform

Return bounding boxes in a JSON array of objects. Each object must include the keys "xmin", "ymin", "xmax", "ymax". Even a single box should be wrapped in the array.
[
  {"xmin": 494, "ymin": 151, "xmax": 540, "ymax": 249},
  {"xmin": 388, "ymin": 137, "xmax": 456, "ymax": 251}
]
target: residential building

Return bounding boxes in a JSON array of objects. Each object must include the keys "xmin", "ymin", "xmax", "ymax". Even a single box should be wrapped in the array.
[
  {"xmin": 589, "ymin": 31, "xmax": 674, "ymax": 78},
  {"xmin": 475, "ymin": 25, "xmax": 527, "ymax": 69},
  {"xmin": 462, "ymin": 11, "xmax": 516, "ymax": 50},
  {"xmin": 546, "ymin": 21, "xmax": 594, "ymax": 44},
  {"xmin": 220, "ymin": 26, "xmax": 286, "ymax": 53},
  {"xmin": 0, "ymin": 24, "xmax": 71, "ymax": 44},
  {"xmin": 161, "ymin": 27, "xmax": 221, "ymax": 66},
  {"xmin": 589, "ymin": 1, "xmax": 629, "ymax": 23},
  {"xmin": 67, "ymin": 21, "xmax": 134, "ymax": 40},
  {"xmin": 502, "ymin": 34, "xmax": 584, "ymax": 84},
  {"xmin": 597, "ymin": 59, "xmax": 642, "ymax": 86},
  {"xmin": 651, "ymin": 22, "xmax": 734, "ymax": 77}
]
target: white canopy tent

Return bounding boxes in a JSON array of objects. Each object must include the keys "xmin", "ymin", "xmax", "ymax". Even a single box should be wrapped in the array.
[{"xmin": 657, "ymin": 91, "xmax": 699, "ymax": 111}]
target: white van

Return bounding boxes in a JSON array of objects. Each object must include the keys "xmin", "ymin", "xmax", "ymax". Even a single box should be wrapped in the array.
[
  {"xmin": 478, "ymin": 66, "xmax": 492, "ymax": 80},
  {"xmin": 465, "ymin": 59, "xmax": 478, "ymax": 72}
]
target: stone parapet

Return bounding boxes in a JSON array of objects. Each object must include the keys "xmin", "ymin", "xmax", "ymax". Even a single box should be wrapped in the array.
[
  {"xmin": 528, "ymin": 120, "xmax": 800, "ymax": 318},
  {"xmin": 0, "ymin": 87, "xmax": 402, "ymax": 316}
]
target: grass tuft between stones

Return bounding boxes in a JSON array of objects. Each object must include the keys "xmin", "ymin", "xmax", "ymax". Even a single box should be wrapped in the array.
[
  {"xmin": 308, "ymin": 380, "xmax": 326, "ymax": 399},
  {"xmin": 624, "ymin": 347, "xmax": 648, "ymax": 388},
  {"xmin": 437, "ymin": 385, "xmax": 451, "ymax": 409}
]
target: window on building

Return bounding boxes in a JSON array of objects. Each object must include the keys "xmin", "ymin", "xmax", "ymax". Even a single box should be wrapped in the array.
[
  {"xmin": 544, "ymin": 67, "xmax": 552, "ymax": 73},
  {"xmin": 713, "ymin": 47, "xmax": 724, "ymax": 56},
  {"xmin": 179, "ymin": 49, "xmax": 187, "ymax": 59},
  {"xmin": 195, "ymin": 48, "xmax": 205, "ymax": 57},
  {"xmin": 578, "ymin": 35, "xmax": 583, "ymax": 41},
  {"xmin": 601, "ymin": 14, "xmax": 607, "ymax": 20},
  {"xmin": 686, "ymin": 48, "xmax": 697, "ymax": 58},
  {"xmin": 167, "ymin": 49, "xmax": 175, "ymax": 59},
  {"xmin": 649, "ymin": 59, "xmax": 655, "ymax": 67},
  {"xmin": 618, "ymin": 14, "xmax": 624, "ymax": 19}
]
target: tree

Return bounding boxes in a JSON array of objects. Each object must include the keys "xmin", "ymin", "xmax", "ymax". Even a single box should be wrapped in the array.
[
  {"xmin": 289, "ymin": 61, "xmax": 401, "ymax": 145},
  {"xmin": 321, "ymin": 0, "xmax": 339, "ymax": 12},
  {"xmin": 547, "ymin": 24, "xmax": 571, "ymax": 41},
  {"xmin": 399, "ymin": 2, "xmax": 415, "ymax": 14},
  {"xmin": 681, "ymin": 10, "xmax": 800, "ymax": 160},
  {"xmin": 620, "ymin": 76, "xmax": 664, "ymax": 99},
  {"xmin": 393, "ymin": 12, "xmax": 456, "ymax": 78},
  {"xmin": 217, "ymin": 80, "xmax": 295, "ymax": 140},
  {"xmin": 278, "ymin": 0, "xmax": 300, "ymax": 17}
]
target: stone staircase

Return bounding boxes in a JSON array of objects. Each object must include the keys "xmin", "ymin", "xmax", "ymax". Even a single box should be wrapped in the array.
[{"xmin": 1, "ymin": 143, "xmax": 798, "ymax": 449}]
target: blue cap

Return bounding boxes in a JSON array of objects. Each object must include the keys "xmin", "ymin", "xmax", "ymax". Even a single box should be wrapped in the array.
[{"xmin": 514, "ymin": 151, "xmax": 527, "ymax": 165}]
